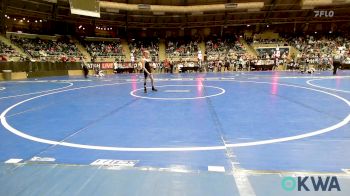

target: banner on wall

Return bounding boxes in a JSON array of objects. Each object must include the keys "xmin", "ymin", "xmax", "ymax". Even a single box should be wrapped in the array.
[
  {"xmin": 101, "ymin": 62, "xmax": 114, "ymax": 69},
  {"xmin": 85, "ymin": 63, "xmax": 101, "ymax": 69},
  {"xmin": 84, "ymin": 62, "xmax": 133, "ymax": 69}
]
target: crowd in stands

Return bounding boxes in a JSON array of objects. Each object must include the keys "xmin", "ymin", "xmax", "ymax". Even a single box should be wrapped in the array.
[
  {"xmin": 1, "ymin": 33, "xmax": 349, "ymax": 73},
  {"xmin": 11, "ymin": 36, "xmax": 81, "ymax": 62},
  {"xmin": 287, "ymin": 35, "xmax": 350, "ymax": 69},
  {"xmin": 0, "ymin": 41, "xmax": 20, "ymax": 61},
  {"xmin": 129, "ymin": 38, "xmax": 159, "ymax": 61},
  {"xmin": 255, "ymin": 47, "xmax": 289, "ymax": 59},
  {"xmin": 241, "ymin": 33, "xmax": 350, "ymax": 71},
  {"xmin": 166, "ymin": 38, "xmax": 199, "ymax": 60},
  {"xmin": 85, "ymin": 40, "xmax": 124, "ymax": 60},
  {"xmin": 290, "ymin": 35, "xmax": 349, "ymax": 55},
  {"xmin": 254, "ymin": 38, "xmax": 286, "ymax": 45},
  {"xmin": 245, "ymin": 35, "xmax": 287, "ymax": 45},
  {"xmin": 205, "ymin": 36, "xmax": 247, "ymax": 61}
]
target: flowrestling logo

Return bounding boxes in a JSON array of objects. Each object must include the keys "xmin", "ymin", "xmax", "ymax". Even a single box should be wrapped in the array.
[
  {"xmin": 314, "ymin": 10, "xmax": 334, "ymax": 17},
  {"xmin": 281, "ymin": 176, "xmax": 341, "ymax": 192}
]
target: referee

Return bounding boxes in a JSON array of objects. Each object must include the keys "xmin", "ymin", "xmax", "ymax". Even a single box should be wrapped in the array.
[{"xmin": 333, "ymin": 51, "xmax": 343, "ymax": 75}]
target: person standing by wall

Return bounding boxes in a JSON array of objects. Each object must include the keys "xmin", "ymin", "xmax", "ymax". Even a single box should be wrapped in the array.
[
  {"xmin": 170, "ymin": 60, "xmax": 174, "ymax": 74},
  {"xmin": 333, "ymin": 50, "xmax": 343, "ymax": 75},
  {"xmin": 81, "ymin": 57, "xmax": 89, "ymax": 78}
]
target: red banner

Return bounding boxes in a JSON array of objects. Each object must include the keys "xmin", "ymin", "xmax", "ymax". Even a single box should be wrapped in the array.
[{"xmin": 101, "ymin": 62, "xmax": 114, "ymax": 69}]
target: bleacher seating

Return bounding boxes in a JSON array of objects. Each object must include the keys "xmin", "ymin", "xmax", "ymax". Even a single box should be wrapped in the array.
[
  {"xmin": 166, "ymin": 38, "xmax": 199, "ymax": 60},
  {"xmin": 84, "ymin": 39, "xmax": 124, "ymax": 60},
  {"xmin": 205, "ymin": 36, "xmax": 247, "ymax": 61},
  {"xmin": 0, "ymin": 41, "xmax": 20, "ymax": 61},
  {"xmin": 129, "ymin": 38, "xmax": 159, "ymax": 61},
  {"xmin": 11, "ymin": 36, "xmax": 81, "ymax": 62}
]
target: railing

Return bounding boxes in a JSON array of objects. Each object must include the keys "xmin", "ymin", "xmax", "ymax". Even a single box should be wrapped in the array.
[
  {"xmin": 206, "ymin": 50, "xmax": 246, "ymax": 55},
  {"xmin": 28, "ymin": 51, "xmax": 81, "ymax": 56},
  {"xmin": 93, "ymin": 54, "xmax": 126, "ymax": 58},
  {"xmin": 251, "ymin": 42, "xmax": 288, "ymax": 47},
  {"xmin": 1, "ymin": 60, "xmax": 349, "ymax": 76},
  {"xmin": 0, "ymin": 53, "xmax": 20, "ymax": 57}
]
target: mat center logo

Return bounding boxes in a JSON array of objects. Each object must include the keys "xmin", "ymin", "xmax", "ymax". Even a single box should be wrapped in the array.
[{"xmin": 281, "ymin": 176, "xmax": 341, "ymax": 192}]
